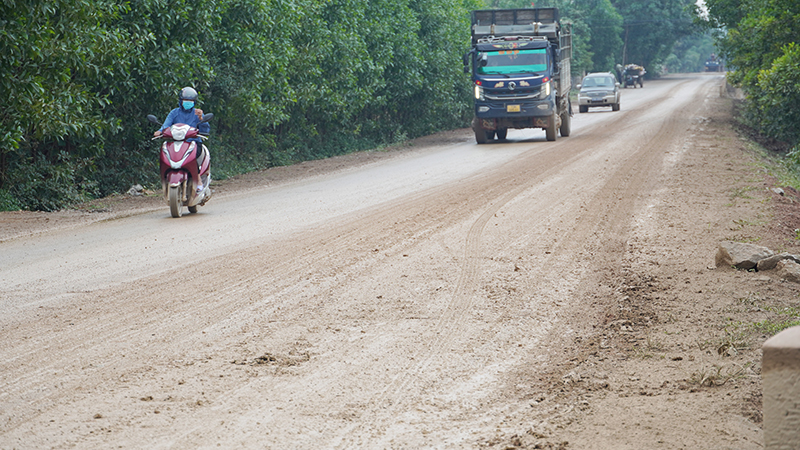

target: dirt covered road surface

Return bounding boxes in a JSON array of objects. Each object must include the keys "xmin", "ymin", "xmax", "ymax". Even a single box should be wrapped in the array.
[{"xmin": 3, "ymin": 73, "xmax": 800, "ymax": 449}]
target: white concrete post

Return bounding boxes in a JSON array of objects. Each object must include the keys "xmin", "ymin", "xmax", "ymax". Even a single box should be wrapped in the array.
[{"xmin": 763, "ymin": 326, "xmax": 800, "ymax": 449}]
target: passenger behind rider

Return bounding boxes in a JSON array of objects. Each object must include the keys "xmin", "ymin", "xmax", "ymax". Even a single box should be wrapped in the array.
[{"xmin": 153, "ymin": 87, "xmax": 211, "ymax": 192}]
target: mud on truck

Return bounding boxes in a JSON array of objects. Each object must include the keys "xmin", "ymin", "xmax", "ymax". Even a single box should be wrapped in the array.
[{"xmin": 464, "ymin": 8, "xmax": 572, "ymax": 143}]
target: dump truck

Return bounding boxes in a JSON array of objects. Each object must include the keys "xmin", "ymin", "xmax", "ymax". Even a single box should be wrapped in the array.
[{"xmin": 464, "ymin": 8, "xmax": 572, "ymax": 143}]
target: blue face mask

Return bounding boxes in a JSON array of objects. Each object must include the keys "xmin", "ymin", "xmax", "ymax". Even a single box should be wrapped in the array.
[{"xmin": 182, "ymin": 100, "xmax": 195, "ymax": 110}]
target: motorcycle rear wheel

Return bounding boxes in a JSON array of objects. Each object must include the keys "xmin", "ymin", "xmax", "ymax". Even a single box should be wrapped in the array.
[{"xmin": 169, "ymin": 185, "xmax": 182, "ymax": 218}]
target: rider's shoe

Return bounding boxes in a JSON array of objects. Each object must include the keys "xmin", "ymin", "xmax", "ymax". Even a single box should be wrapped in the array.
[{"xmin": 199, "ymin": 187, "xmax": 211, "ymax": 205}]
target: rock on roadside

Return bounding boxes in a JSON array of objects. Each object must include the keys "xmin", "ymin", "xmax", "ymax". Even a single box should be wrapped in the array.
[
  {"xmin": 776, "ymin": 259, "xmax": 800, "ymax": 283},
  {"xmin": 716, "ymin": 241, "xmax": 800, "ymax": 284},
  {"xmin": 757, "ymin": 253, "xmax": 800, "ymax": 271},
  {"xmin": 715, "ymin": 241, "xmax": 774, "ymax": 270}
]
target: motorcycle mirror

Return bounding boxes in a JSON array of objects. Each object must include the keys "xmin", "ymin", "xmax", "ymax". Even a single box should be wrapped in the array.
[
  {"xmin": 200, "ymin": 113, "xmax": 214, "ymax": 123},
  {"xmin": 147, "ymin": 114, "xmax": 160, "ymax": 125}
]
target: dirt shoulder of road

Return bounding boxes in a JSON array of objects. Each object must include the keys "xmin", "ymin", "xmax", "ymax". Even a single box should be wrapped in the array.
[{"xmin": 480, "ymin": 93, "xmax": 800, "ymax": 449}]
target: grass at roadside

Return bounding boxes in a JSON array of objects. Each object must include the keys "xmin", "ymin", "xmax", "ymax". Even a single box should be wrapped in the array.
[{"xmin": 736, "ymin": 121, "xmax": 800, "ymax": 193}]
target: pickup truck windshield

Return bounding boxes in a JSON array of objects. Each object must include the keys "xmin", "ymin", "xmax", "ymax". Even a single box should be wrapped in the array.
[
  {"xmin": 479, "ymin": 49, "xmax": 548, "ymax": 75},
  {"xmin": 582, "ymin": 76, "xmax": 615, "ymax": 88}
]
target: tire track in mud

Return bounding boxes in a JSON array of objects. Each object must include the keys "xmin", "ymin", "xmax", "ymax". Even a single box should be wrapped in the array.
[
  {"xmin": 563, "ymin": 77, "xmax": 718, "ymax": 278},
  {"xmin": 328, "ymin": 76, "xmax": 718, "ymax": 447},
  {"xmin": 0, "ymin": 143, "xmax": 582, "ymax": 439},
  {"xmin": 3, "ymin": 168, "xmax": 538, "ymax": 441},
  {"xmin": 490, "ymin": 75, "xmax": 723, "ymax": 423},
  {"xmin": 0, "ymin": 76, "xmax": 719, "ymax": 447},
  {"xmin": 329, "ymin": 168, "xmax": 546, "ymax": 449},
  {"xmin": 6, "ymin": 78, "xmax": 694, "ymax": 441}
]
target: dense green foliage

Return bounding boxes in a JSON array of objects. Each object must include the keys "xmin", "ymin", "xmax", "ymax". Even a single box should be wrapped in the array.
[
  {"xmin": 488, "ymin": 0, "xmax": 615, "ymax": 75},
  {"xmin": 699, "ymin": 0, "xmax": 800, "ymax": 151},
  {"xmin": 612, "ymin": 0, "xmax": 696, "ymax": 73},
  {"xmin": 488, "ymin": 0, "xmax": 696, "ymax": 76},
  {"xmin": 1, "ymin": 0, "xmax": 129, "ymax": 209},
  {"xmin": 0, "ymin": 0, "xmax": 482, "ymax": 210},
  {"xmin": 664, "ymin": 32, "xmax": 718, "ymax": 73},
  {"xmin": 2, "ymin": 0, "xmax": 705, "ymax": 211}
]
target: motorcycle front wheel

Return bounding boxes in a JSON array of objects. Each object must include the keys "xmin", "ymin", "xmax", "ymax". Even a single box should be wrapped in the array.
[{"xmin": 168, "ymin": 185, "xmax": 182, "ymax": 218}]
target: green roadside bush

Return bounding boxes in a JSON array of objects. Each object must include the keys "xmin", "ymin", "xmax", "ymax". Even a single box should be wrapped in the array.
[
  {"xmin": 701, "ymin": 0, "xmax": 800, "ymax": 153},
  {"xmin": 0, "ymin": 0, "xmax": 482, "ymax": 211}
]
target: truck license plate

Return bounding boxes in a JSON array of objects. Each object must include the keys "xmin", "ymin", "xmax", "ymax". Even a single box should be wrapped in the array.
[{"xmin": 507, "ymin": 104, "xmax": 521, "ymax": 113}]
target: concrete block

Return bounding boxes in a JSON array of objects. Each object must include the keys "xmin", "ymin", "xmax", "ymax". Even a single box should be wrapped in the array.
[{"xmin": 763, "ymin": 326, "xmax": 800, "ymax": 449}]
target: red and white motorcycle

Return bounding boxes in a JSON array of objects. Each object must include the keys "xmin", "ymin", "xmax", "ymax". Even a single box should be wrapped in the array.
[{"xmin": 147, "ymin": 114, "xmax": 213, "ymax": 217}]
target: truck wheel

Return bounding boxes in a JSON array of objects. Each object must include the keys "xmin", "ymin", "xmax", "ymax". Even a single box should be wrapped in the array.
[
  {"xmin": 545, "ymin": 113, "xmax": 557, "ymax": 141},
  {"xmin": 579, "ymin": 105, "xmax": 588, "ymax": 113},
  {"xmin": 475, "ymin": 129, "xmax": 495, "ymax": 143},
  {"xmin": 612, "ymin": 102, "xmax": 620, "ymax": 112},
  {"xmin": 496, "ymin": 128, "xmax": 507, "ymax": 140},
  {"xmin": 559, "ymin": 110, "xmax": 571, "ymax": 137},
  {"xmin": 472, "ymin": 119, "xmax": 487, "ymax": 144}
]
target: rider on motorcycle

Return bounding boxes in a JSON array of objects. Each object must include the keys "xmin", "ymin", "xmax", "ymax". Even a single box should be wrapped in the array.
[{"xmin": 153, "ymin": 87, "xmax": 211, "ymax": 192}]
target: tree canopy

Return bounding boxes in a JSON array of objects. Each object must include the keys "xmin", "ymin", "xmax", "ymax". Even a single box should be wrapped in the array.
[
  {"xmin": 2, "ymin": 0, "xmax": 706, "ymax": 211},
  {"xmin": 490, "ymin": 0, "xmax": 697, "ymax": 76},
  {"xmin": 0, "ymin": 0, "xmax": 482, "ymax": 210},
  {"xmin": 699, "ymin": 0, "xmax": 800, "ymax": 149},
  {"xmin": 612, "ymin": 0, "xmax": 696, "ymax": 71}
]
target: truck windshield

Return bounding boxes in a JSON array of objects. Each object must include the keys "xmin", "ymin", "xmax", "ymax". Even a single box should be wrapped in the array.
[{"xmin": 479, "ymin": 49, "xmax": 548, "ymax": 75}]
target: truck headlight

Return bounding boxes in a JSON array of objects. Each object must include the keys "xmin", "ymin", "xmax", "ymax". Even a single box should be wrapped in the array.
[
  {"xmin": 474, "ymin": 85, "xmax": 484, "ymax": 101},
  {"xmin": 540, "ymin": 81, "xmax": 550, "ymax": 99}
]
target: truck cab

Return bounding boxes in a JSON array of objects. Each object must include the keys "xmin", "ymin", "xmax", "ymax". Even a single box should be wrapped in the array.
[{"xmin": 465, "ymin": 9, "xmax": 571, "ymax": 143}]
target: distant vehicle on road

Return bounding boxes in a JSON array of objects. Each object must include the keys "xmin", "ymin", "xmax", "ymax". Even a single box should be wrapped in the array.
[
  {"xmin": 623, "ymin": 64, "xmax": 645, "ymax": 88},
  {"xmin": 704, "ymin": 53, "xmax": 724, "ymax": 72},
  {"xmin": 577, "ymin": 72, "xmax": 620, "ymax": 113}
]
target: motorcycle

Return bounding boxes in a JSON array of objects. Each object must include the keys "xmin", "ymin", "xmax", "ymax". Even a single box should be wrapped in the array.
[{"xmin": 147, "ymin": 113, "xmax": 214, "ymax": 217}]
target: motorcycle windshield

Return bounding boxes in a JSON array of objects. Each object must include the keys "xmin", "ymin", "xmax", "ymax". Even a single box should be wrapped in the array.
[{"xmin": 479, "ymin": 49, "xmax": 548, "ymax": 75}]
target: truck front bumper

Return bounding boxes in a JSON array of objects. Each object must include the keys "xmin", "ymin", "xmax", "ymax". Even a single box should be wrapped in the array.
[{"xmin": 474, "ymin": 99, "xmax": 556, "ymax": 130}]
